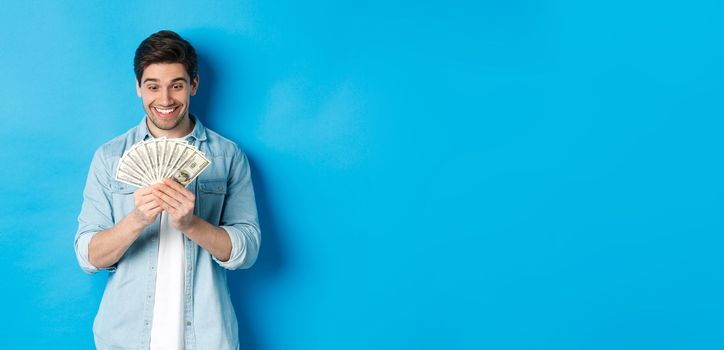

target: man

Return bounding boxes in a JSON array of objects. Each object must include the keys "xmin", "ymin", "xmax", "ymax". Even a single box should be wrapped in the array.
[{"xmin": 74, "ymin": 30, "xmax": 261, "ymax": 350}]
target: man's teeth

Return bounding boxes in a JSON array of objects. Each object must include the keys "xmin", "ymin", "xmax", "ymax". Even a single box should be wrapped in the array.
[{"xmin": 154, "ymin": 107, "xmax": 176, "ymax": 114}]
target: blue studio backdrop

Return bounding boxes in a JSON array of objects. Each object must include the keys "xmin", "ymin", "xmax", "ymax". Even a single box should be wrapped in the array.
[{"xmin": 0, "ymin": 1, "xmax": 722, "ymax": 349}]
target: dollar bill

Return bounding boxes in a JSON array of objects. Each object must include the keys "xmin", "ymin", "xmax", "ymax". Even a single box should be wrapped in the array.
[
  {"xmin": 146, "ymin": 139, "xmax": 159, "ymax": 182},
  {"xmin": 125, "ymin": 144, "xmax": 155, "ymax": 185},
  {"xmin": 163, "ymin": 139, "xmax": 187, "ymax": 178},
  {"xmin": 115, "ymin": 163, "xmax": 146, "ymax": 187},
  {"xmin": 167, "ymin": 144, "xmax": 194, "ymax": 179},
  {"xmin": 119, "ymin": 144, "xmax": 151, "ymax": 182},
  {"xmin": 160, "ymin": 138, "xmax": 172, "ymax": 178},
  {"xmin": 171, "ymin": 152, "xmax": 210, "ymax": 187}
]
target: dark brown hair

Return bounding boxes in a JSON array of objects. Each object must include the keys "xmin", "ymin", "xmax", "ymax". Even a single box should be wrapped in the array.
[{"xmin": 134, "ymin": 30, "xmax": 198, "ymax": 85}]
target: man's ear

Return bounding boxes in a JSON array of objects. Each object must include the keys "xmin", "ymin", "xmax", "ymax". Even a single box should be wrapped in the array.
[
  {"xmin": 190, "ymin": 75, "xmax": 200, "ymax": 96},
  {"xmin": 136, "ymin": 79, "xmax": 142, "ymax": 97}
]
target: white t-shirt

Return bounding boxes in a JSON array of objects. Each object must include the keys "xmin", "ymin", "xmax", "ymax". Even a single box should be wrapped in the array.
[{"xmin": 150, "ymin": 212, "xmax": 185, "ymax": 350}]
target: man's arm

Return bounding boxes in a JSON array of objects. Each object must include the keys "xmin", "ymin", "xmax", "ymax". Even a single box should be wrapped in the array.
[
  {"xmin": 184, "ymin": 217, "xmax": 232, "ymax": 262},
  {"xmin": 88, "ymin": 186, "xmax": 163, "ymax": 268},
  {"xmin": 154, "ymin": 147, "xmax": 260, "ymax": 269},
  {"xmin": 215, "ymin": 147, "xmax": 261, "ymax": 269},
  {"xmin": 75, "ymin": 147, "xmax": 167, "ymax": 272}
]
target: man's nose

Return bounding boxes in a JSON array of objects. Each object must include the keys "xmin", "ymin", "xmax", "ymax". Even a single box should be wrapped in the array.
[{"xmin": 158, "ymin": 89, "xmax": 173, "ymax": 105}]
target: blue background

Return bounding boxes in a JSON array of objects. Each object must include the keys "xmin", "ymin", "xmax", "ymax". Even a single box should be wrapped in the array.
[{"xmin": 0, "ymin": 1, "xmax": 722, "ymax": 349}]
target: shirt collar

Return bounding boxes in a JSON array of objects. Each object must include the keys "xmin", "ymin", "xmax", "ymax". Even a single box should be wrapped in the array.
[{"xmin": 134, "ymin": 113, "xmax": 208, "ymax": 142}]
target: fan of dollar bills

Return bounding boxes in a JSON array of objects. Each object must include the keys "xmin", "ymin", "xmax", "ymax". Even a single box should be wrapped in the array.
[{"xmin": 115, "ymin": 137, "xmax": 211, "ymax": 188}]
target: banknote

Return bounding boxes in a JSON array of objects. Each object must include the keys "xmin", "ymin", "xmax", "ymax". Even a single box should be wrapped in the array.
[
  {"xmin": 125, "ymin": 143, "xmax": 154, "ymax": 185},
  {"xmin": 171, "ymin": 152, "xmax": 211, "ymax": 187},
  {"xmin": 114, "ymin": 137, "xmax": 211, "ymax": 188}
]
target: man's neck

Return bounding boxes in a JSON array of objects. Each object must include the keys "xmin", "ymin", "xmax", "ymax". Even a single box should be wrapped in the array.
[{"xmin": 146, "ymin": 115, "xmax": 195, "ymax": 139}]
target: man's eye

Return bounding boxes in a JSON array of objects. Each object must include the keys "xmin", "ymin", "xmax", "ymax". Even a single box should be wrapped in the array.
[
  {"xmin": 148, "ymin": 86, "xmax": 158, "ymax": 91},
  {"xmin": 173, "ymin": 84, "xmax": 183, "ymax": 90}
]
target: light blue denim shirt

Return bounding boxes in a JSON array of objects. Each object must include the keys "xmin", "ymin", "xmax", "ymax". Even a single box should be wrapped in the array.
[{"xmin": 75, "ymin": 115, "xmax": 261, "ymax": 350}]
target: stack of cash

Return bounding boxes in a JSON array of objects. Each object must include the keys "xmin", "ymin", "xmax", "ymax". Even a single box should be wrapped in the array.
[{"xmin": 115, "ymin": 138, "xmax": 211, "ymax": 188}]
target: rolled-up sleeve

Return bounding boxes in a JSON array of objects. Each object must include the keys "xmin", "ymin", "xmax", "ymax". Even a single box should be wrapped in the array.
[
  {"xmin": 75, "ymin": 148, "xmax": 114, "ymax": 274},
  {"xmin": 213, "ymin": 147, "xmax": 261, "ymax": 270}
]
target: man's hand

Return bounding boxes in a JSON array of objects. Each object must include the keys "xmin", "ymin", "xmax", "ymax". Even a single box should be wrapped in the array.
[
  {"xmin": 153, "ymin": 178, "xmax": 196, "ymax": 231},
  {"xmin": 152, "ymin": 178, "xmax": 232, "ymax": 262},
  {"xmin": 132, "ymin": 185, "xmax": 164, "ymax": 227}
]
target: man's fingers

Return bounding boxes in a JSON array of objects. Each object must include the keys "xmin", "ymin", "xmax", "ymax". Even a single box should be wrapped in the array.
[
  {"xmin": 157, "ymin": 183, "xmax": 190, "ymax": 203},
  {"xmin": 133, "ymin": 199, "xmax": 162, "ymax": 225},
  {"xmin": 163, "ymin": 178, "xmax": 195, "ymax": 201},
  {"xmin": 137, "ymin": 193, "xmax": 155, "ymax": 202},
  {"xmin": 154, "ymin": 189, "xmax": 182, "ymax": 209},
  {"xmin": 135, "ymin": 188, "xmax": 151, "ymax": 197},
  {"xmin": 136, "ymin": 194, "xmax": 160, "ymax": 209},
  {"xmin": 135, "ymin": 184, "xmax": 160, "ymax": 196},
  {"xmin": 155, "ymin": 185, "xmax": 185, "ymax": 204},
  {"xmin": 139, "ymin": 199, "xmax": 161, "ymax": 212},
  {"xmin": 135, "ymin": 184, "xmax": 164, "ymax": 204},
  {"xmin": 148, "ymin": 205, "xmax": 163, "ymax": 216},
  {"xmin": 157, "ymin": 199, "xmax": 183, "ymax": 218},
  {"xmin": 159, "ymin": 201, "xmax": 175, "ymax": 214}
]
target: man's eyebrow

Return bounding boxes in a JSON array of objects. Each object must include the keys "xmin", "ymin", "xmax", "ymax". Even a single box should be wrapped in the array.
[{"xmin": 142, "ymin": 77, "xmax": 189, "ymax": 84}]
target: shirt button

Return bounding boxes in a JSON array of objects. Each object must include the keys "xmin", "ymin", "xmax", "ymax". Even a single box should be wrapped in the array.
[{"xmin": 186, "ymin": 321, "xmax": 192, "ymax": 326}]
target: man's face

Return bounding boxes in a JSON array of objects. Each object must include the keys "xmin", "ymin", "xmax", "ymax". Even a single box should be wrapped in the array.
[{"xmin": 136, "ymin": 63, "xmax": 199, "ymax": 135}]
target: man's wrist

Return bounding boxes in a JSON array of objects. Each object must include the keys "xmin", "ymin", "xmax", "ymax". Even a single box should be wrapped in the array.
[
  {"xmin": 182, "ymin": 215, "xmax": 203, "ymax": 235},
  {"xmin": 127, "ymin": 209, "xmax": 153, "ymax": 232}
]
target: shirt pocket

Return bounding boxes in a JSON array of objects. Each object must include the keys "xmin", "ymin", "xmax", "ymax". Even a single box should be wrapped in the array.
[
  {"xmin": 109, "ymin": 181, "xmax": 135, "ymax": 224},
  {"xmin": 197, "ymin": 179, "xmax": 227, "ymax": 226}
]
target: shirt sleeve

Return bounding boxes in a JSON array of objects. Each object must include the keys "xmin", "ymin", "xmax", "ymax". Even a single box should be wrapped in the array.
[
  {"xmin": 213, "ymin": 146, "xmax": 262, "ymax": 270},
  {"xmin": 74, "ymin": 148, "xmax": 116, "ymax": 274}
]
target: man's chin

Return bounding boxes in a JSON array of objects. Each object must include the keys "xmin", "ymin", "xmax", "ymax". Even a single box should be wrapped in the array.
[{"xmin": 149, "ymin": 115, "xmax": 184, "ymax": 132}]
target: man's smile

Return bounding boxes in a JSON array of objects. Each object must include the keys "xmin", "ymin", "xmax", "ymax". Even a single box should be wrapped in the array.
[{"xmin": 152, "ymin": 105, "xmax": 180, "ymax": 118}]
